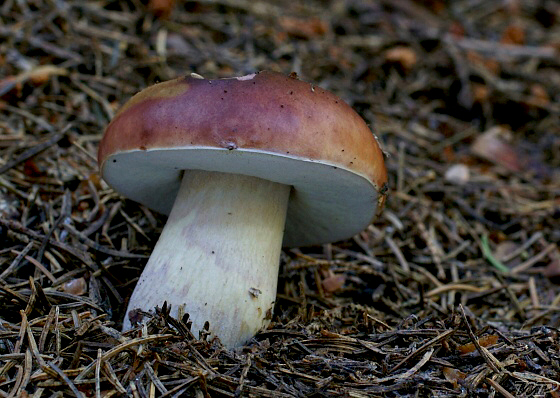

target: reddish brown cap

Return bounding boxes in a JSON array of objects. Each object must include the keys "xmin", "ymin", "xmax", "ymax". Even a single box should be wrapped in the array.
[{"xmin": 98, "ymin": 71, "xmax": 387, "ymax": 246}]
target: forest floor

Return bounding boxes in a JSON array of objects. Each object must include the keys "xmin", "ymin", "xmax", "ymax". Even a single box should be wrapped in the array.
[{"xmin": 1, "ymin": 0, "xmax": 559, "ymax": 396}]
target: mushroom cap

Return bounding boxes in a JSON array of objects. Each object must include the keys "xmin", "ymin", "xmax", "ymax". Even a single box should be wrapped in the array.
[{"xmin": 98, "ymin": 71, "xmax": 387, "ymax": 247}]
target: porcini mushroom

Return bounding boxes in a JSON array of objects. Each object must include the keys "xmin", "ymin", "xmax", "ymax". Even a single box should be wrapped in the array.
[{"xmin": 98, "ymin": 71, "xmax": 387, "ymax": 347}]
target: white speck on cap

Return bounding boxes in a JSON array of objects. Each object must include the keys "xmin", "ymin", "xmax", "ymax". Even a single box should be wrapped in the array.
[{"xmin": 235, "ymin": 73, "xmax": 256, "ymax": 81}]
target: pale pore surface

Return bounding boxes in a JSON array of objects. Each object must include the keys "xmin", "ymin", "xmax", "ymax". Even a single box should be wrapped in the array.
[
  {"xmin": 123, "ymin": 170, "xmax": 290, "ymax": 347},
  {"xmin": 102, "ymin": 147, "xmax": 381, "ymax": 247}
]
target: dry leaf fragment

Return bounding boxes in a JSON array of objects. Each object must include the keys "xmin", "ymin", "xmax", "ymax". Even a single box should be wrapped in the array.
[
  {"xmin": 322, "ymin": 273, "xmax": 346, "ymax": 293},
  {"xmin": 472, "ymin": 83, "xmax": 490, "ymax": 103},
  {"xmin": 457, "ymin": 334, "xmax": 499, "ymax": 354},
  {"xmin": 384, "ymin": 46, "xmax": 417, "ymax": 71},
  {"xmin": 23, "ymin": 159, "xmax": 45, "ymax": 177},
  {"xmin": 501, "ymin": 24, "xmax": 525, "ymax": 45},
  {"xmin": 61, "ymin": 277, "xmax": 88, "ymax": 296},
  {"xmin": 471, "ymin": 126, "xmax": 525, "ymax": 172},
  {"xmin": 528, "ymin": 83, "xmax": 550, "ymax": 107},
  {"xmin": 148, "ymin": 0, "xmax": 176, "ymax": 18},
  {"xmin": 443, "ymin": 366, "xmax": 467, "ymax": 387},
  {"xmin": 278, "ymin": 16, "xmax": 329, "ymax": 39}
]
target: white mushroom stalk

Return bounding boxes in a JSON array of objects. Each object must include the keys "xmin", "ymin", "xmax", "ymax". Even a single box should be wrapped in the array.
[{"xmin": 123, "ymin": 170, "xmax": 290, "ymax": 347}]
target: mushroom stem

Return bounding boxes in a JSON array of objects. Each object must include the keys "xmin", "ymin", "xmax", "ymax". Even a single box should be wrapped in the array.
[{"xmin": 123, "ymin": 170, "xmax": 290, "ymax": 347}]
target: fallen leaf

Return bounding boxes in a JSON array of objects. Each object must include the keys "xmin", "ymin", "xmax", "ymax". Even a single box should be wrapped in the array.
[
  {"xmin": 501, "ymin": 24, "xmax": 525, "ymax": 45},
  {"xmin": 457, "ymin": 334, "xmax": 499, "ymax": 354},
  {"xmin": 443, "ymin": 367, "xmax": 467, "ymax": 387},
  {"xmin": 23, "ymin": 159, "xmax": 45, "ymax": 177},
  {"xmin": 322, "ymin": 273, "xmax": 346, "ymax": 293},
  {"xmin": 472, "ymin": 83, "xmax": 490, "ymax": 103},
  {"xmin": 384, "ymin": 46, "xmax": 417, "ymax": 71},
  {"xmin": 278, "ymin": 16, "xmax": 329, "ymax": 39},
  {"xmin": 471, "ymin": 126, "xmax": 525, "ymax": 172},
  {"xmin": 148, "ymin": 0, "xmax": 176, "ymax": 19},
  {"xmin": 61, "ymin": 277, "xmax": 88, "ymax": 296}
]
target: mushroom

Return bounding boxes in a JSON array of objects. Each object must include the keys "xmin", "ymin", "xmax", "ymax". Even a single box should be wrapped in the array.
[{"xmin": 98, "ymin": 71, "xmax": 387, "ymax": 347}]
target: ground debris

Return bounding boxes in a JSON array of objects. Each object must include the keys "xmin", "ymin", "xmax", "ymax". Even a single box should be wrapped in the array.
[{"xmin": 1, "ymin": 0, "xmax": 559, "ymax": 396}]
